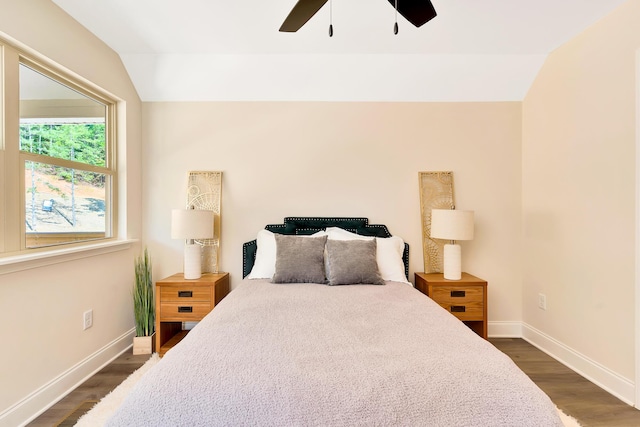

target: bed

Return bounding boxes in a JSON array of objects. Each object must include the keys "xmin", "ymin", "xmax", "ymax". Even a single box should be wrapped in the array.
[{"xmin": 107, "ymin": 217, "xmax": 563, "ymax": 426}]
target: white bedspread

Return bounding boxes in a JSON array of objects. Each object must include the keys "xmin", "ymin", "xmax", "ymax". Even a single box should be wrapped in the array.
[{"xmin": 107, "ymin": 279, "xmax": 563, "ymax": 427}]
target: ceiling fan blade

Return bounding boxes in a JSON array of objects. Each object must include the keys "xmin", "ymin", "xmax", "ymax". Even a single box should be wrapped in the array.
[
  {"xmin": 387, "ymin": 0, "xmax": 437, "ymax": 28},
  {"xmin": 279, "ymin": 0, "xmax": 330, "ymax": 32}
]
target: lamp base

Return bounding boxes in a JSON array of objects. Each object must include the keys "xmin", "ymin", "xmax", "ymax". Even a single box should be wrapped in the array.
[
  {"xmin": 443, "ymin": 243, "xmax": 462, "ymax": 280},
  {"xmin": 183, "ymin": 243, "xmax": 202, "ymax": 280}
]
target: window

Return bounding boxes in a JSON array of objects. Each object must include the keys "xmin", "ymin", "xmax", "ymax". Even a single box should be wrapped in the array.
[{"xmin": 1, "ymin": 43, "xmax": 117, "ymax": 255}]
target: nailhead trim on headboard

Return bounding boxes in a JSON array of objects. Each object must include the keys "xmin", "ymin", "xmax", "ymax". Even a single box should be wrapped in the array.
[{"xmin": 242, "ymin": 217, "xmax": 409, "ymax": 279}]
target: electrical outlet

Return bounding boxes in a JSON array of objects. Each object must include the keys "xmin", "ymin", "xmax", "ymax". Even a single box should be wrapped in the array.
[
  {"xmin": 538, "ymin": 293, "xmax": 547, "ymax": 310},
  {"xmin": 83, "ymin": 309, "xmax": 93, "ymax": 330}
]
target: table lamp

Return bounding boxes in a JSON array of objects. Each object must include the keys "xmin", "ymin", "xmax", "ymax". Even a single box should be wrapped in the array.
[
  {"xmin": 430, "ymin": 208, "xmax": 474, "ymax": 280},
  {"xmin": 171, "ymin": 208, "xmax": 214, "ymax": 280}
]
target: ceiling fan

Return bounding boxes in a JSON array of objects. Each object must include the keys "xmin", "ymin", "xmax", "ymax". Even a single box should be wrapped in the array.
[{"xmin": 279, "ymin": 0, "xmax": 437, "ymax": 35}]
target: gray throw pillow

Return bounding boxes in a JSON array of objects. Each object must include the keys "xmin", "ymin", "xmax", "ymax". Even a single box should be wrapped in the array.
[
  {"xmin": 326, "ymin": 239, "xmax": 385, "ymax": 286},
  {"xmin": 272, "ymin": 234, "xmax": 328, "ymax": 283}
]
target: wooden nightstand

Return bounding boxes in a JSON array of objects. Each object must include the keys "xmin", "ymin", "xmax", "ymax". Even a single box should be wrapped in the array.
[
  {"xmin": 155, "ymin": 272, "xmax": 230, "ymax": 356},
  {"xmin": 414, "ymin": 272, "xmax": 488, "ymax": 339}
]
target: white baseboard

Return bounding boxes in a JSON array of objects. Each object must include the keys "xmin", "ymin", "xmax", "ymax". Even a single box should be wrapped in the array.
[
  {"xmin": 0, "ymin": 328, "xmax": 135, "ymax": 427},
  {"xmin": 488, "ymin": 320, "xmax": 522, "ymax": 338},
  {"xmin": 522, "ymin": 322, "xmax": 635, "ymax": 406}
]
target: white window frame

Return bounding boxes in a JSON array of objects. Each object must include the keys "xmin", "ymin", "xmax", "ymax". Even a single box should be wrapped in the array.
[{"xmin": 0, "ymin": 39, "xmax": 121, "ymax": 265}]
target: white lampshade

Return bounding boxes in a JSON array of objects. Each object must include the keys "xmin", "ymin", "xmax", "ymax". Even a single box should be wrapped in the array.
[
  {"xmin": 171, "ymin": 209, "xmax": 214, "ymax": 240},
  {"xmin": 171, "ymin": 209, "xmax": 214, "ymax": 280},
  {"xmin": 430, "ymin": 209, "xmax": 474, "ymax": 241},
  {"xmin": 430, "ymin": 209, "xmax": 474, "ymax": 281}
]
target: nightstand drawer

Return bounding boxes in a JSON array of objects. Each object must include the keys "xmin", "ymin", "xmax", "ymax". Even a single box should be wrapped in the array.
[
  {"xmin": 435, "ymin": 301, "xmax": 483, "ymax": 321},
  {"xmin": 160, "ymin": 286, "xmax": 211, "ymax": 302},
  {"xmin": 160, "ymin": 302, "xmax": 212, "ymax": 321},
  {"xmin": 431, "ymin": 286, "xmax": 483, "ymax": 304}
]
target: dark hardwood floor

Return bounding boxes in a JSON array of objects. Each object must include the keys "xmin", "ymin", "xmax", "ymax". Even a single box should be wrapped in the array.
[
  {"xmin": 27, "ymin": 351, "xmax": 150, "ymax": 427},
  {"xmin": 28, "ymin": 339, "xmax": 640, "ymax": 426},
  {"xmin": 492, "ymin": 338, "xmax": 640, "ymax": 427}
]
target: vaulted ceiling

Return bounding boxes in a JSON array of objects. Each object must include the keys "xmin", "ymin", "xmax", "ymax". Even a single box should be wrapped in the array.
[{"xmin": 52, "ymin": 0, "xmax": 626, "ymax": 102}]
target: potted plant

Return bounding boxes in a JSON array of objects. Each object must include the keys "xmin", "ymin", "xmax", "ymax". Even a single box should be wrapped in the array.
[{"xmin": 132, "ymin": 247, "xmax": 155, "ymax": 354}]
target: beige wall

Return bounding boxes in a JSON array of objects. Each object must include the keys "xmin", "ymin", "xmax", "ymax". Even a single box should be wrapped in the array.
[
  {"xmin": 142, "ymin": 101, "xmax": 523, "ymax": 325},
  {"xmin": 523, "ymin": 0, "xmax": 639, "ymax": 388},
  {"xmin": 0, "ymin": 1, "xmax": 142, "ymax": 425}
]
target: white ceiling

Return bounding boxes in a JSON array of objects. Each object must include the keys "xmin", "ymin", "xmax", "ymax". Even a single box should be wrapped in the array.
[{"xmin": 52, "ymin": 0, "xmax": 626, "ymax": 102}]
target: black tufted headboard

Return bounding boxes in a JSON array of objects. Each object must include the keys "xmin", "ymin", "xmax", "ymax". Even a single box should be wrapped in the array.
[{"xmin": 242, "ymin": 217, "xmax": 409, "ymax": 278}]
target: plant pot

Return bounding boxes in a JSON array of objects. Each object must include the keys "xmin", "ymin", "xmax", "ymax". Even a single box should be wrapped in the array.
[{"xmin": 133, "ymin": 332, "xmax": 156, "ymax": 355}]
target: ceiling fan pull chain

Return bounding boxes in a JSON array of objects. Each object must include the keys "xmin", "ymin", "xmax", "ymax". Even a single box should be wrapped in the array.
[
  {"xmin": 329, "ymin": 0, "xmax": 334, "ymax": 37},
  {"xmin": 394, "ymin": 0, "xmax": 399, "ymax": 35}
]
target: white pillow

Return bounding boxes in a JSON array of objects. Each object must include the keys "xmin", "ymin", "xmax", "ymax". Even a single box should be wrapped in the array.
[
  {"xmin": 376, "ymin": 236, "xmax": 409, "ymax": 284},
  {"xmin": 324, "ymin": 227, "xmax": 372, "ymax": 241},
  {"xmin": 246, "ymin": 229, "xmax": 277, "ymax": 279},
  {"xmin": 324, "ymin": 227, "xmax": 409, "ymax": 284},
  {"xmin": 247, "ymin": 229, "xmax": 328, "ymax": 279}
]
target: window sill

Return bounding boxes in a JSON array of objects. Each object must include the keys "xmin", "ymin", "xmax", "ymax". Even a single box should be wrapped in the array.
[{"xmin": 0, "ymin": 239, "xmax": 136, "ymax": 275}]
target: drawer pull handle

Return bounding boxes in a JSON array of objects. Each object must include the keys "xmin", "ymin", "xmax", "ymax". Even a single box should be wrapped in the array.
[
  {"xmin": 178, "ymin": 291, "xmax": 193, "ymax": 298},
  {"xmin": 451, "ymin": 290, "xmax": 466, "ymax": 297},
  {"xmin": 178, "ymin": 306, "xmax": 193, "ymax": 313},
  {"xmin": 451, "ymin": 306, "xmax": 466, "ymax": 313}
]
